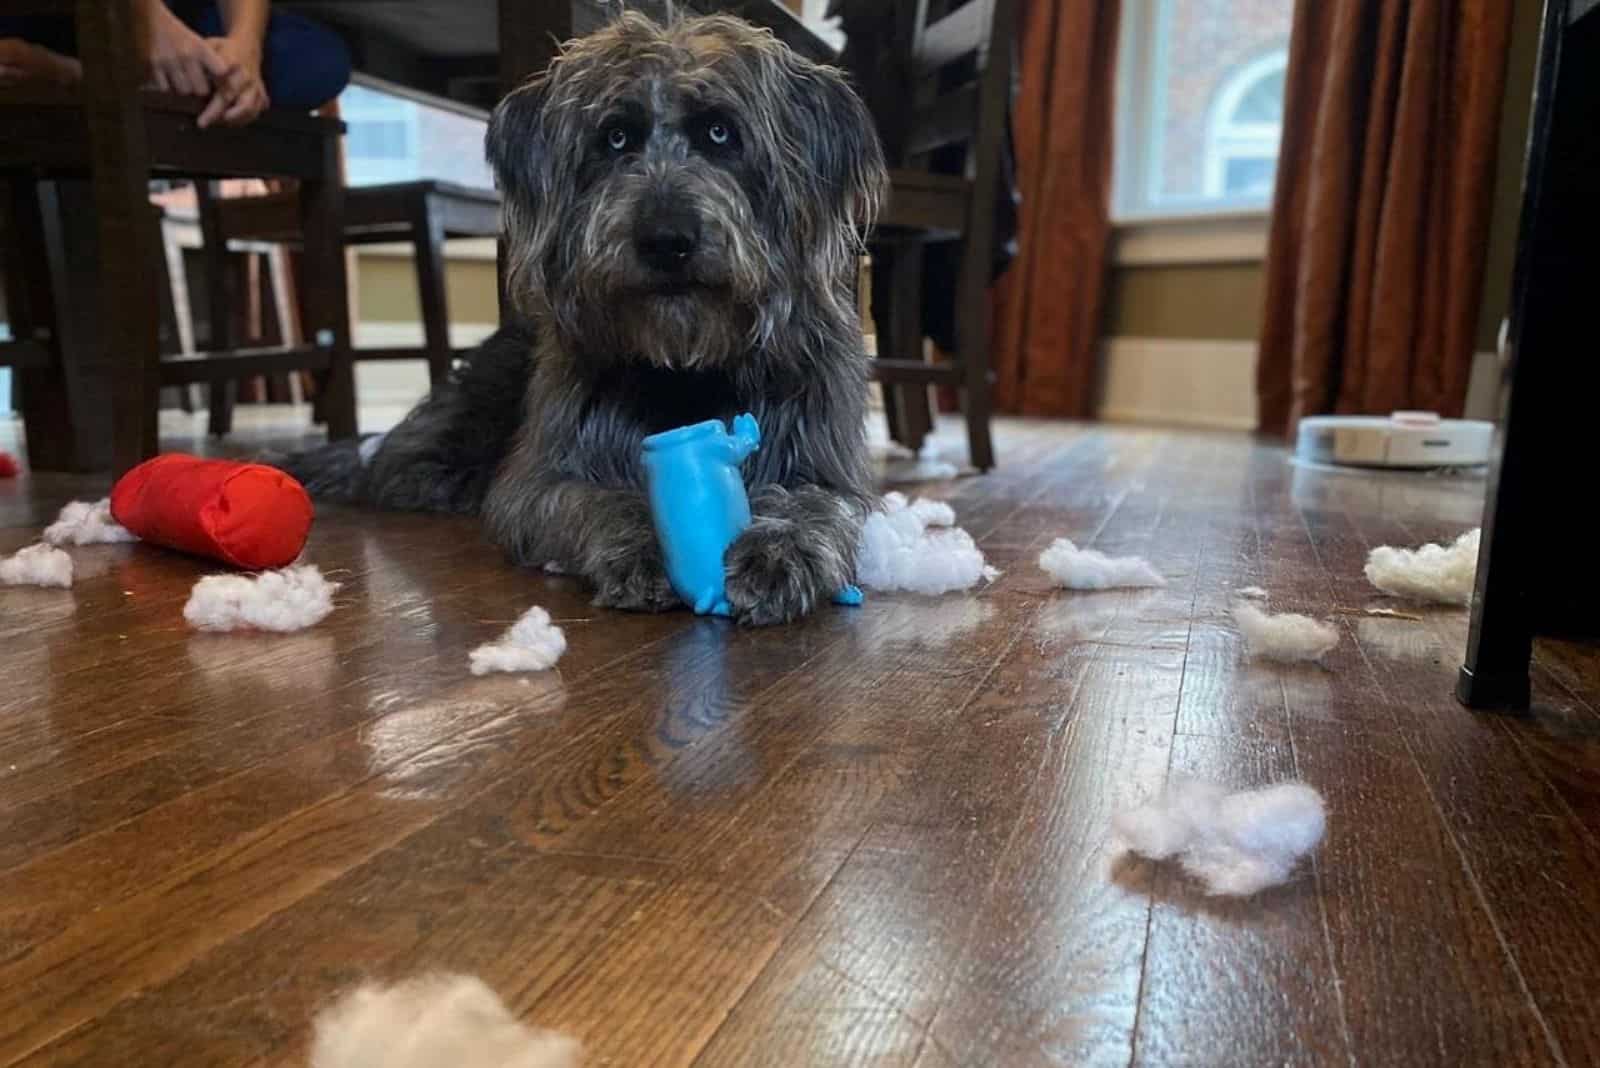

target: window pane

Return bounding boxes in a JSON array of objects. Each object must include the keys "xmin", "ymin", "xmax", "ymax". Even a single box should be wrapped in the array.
[
  {"xmin": 1140, "ymin": 0, "xmax": 1292, "ymax": 212},
  {"xmin": 338, "ymin": 84, "xmax": 495, "ymax": 190}
]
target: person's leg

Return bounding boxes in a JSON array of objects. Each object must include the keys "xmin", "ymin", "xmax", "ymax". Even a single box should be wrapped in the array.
[
  {"xmin": 177, "ymin": 4, "xmax": 351, "ymax": 111},
  {"xmin": 258, "ymin": 11, "xmax": 352, "ymax": 110}
]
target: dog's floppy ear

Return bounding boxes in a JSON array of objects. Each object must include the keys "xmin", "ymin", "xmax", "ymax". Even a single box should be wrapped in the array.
[
  {"xmin": 486, "ymin": 74, "xmax": 563, "ymax": 311},
  {"xmin": 790, "ymin": 61, "xmax": 888, "ymax": 232},
  {"xmin": 486, "ymin": 74, "xmax": 553, "ymax": 207}
]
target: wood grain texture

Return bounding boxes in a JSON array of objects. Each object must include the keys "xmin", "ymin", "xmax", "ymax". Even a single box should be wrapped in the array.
[{"xmin": 2, "ymin": 415, "xmax": 1598, "ymax": 1066}]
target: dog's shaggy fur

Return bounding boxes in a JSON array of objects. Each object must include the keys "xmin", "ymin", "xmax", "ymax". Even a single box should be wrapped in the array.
[{"xmin": 282, "ymin": 13, "xmax": 886, "ymax": 625}]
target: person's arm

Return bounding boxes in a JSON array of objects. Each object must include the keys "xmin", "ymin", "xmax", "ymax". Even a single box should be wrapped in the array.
[
  {"xmin": 137, "ymin": 0, "xmax": 229, "ymax": 99},
  {"xmin": 217, "ymin": 0, "xmax": 269, "ymax": 47},
  {"xmin": 200, "ymin": 0, "xmax": 270, "ymax": 127}
]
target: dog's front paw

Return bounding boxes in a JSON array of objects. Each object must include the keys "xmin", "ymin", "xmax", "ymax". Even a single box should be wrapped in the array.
[
  {"xmin": 589, "ymin": 550, "xmax": 679, "ymax": 613},
  {"xmin": 724, "ymin": 517, "xmax": 842, "ymax": 626}
]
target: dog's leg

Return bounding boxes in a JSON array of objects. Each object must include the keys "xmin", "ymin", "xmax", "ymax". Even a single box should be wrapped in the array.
[
  {"xmin": 485, "ymin": 480, "xmax": 679, "ymax": 613},
  {"xmin": 724, "ymin": 484, "xmax": 863, "ymax": 626}
]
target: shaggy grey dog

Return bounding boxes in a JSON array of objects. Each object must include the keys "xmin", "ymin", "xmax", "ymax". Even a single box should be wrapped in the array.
[{"xmin": 283, "ymin": 13, "xmax": 886, "ymax": 626}]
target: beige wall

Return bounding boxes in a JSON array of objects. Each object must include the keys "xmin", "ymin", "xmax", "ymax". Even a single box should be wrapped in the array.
[
  {"xmin": 1105, "ymin": 2, "xmax": 1541, "ymax": 351},
  {"xmin": 355, "ymin": 255, "xmax": 501, "ymax": 325},
  {"xmin": 1102, "ymin": 262, "xmax": 1263, "ymax": 341}
]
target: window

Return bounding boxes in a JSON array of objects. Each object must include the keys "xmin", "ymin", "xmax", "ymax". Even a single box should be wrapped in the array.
[
  {"xmin": 338, "ymin": 82, "xmax": 495, "ymax": 190},
  {"xmin": 1115, "ymin": 0, "xmax": 1292, "ymax": 219}
]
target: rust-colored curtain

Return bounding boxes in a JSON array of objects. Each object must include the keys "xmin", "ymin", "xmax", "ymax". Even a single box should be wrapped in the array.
[
  {"xmin": 1257, "ymin": 0, "xmax": 1514, "ymax": 437},
  {"xmin": 991, "ymin": 0, "xmax": 1121, "ymax": 417}
]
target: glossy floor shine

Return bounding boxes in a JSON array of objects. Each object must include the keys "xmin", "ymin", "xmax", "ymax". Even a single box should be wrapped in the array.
[{"xmin": 2, "ymin": 413, "xmax": 1598, "ymax": 1067}]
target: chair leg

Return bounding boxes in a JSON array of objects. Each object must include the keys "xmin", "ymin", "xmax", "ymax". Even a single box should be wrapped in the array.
[
  {"xmin": 76, "ymin": 0, "xmax": 160, "ymax": 475},
  {"xmin": 195, "ymin": 182, "xmax": 239, "ymax": 438},
  {"xmin": 4, "ymin": 181, "xmax": 80, "ymax": 471},
  {"xmin": 883, "ymin": 237, "xmax": 933, "ymax": 453},
  {"xmin": 411, "ymin": 192, "xmax": 453, "ymax": 386},
  {"xmin": 157, "ymin": 208, "xmax": 199, "ymax": 412},
  {"xmin": 300, "ymin": 140, "xmax": 357, "ymax": 440},
  {"xmin": 954, "ymin": 262, "xmax": 996, "ymax": 473},
  {"xmin": 263, "ymin": 245, "xmax": 302, "ymax": 403}
]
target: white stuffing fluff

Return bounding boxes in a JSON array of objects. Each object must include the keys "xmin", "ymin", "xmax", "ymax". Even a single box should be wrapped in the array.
[
  {"xmin": 856, "ymin": 492, "xmax": 999, "ymax": 595},
  {"xmin": 183, "ymin": 564, "xmax": 339, "ymax": 632},
  {"xmin": 469, "ymin": 605, "xmax": 567, "ymax": 675},
  {"xmin": 1364, "ymin": 528, "xmax": 1481, "ymax": 605},
  {"xmin": 1236, "ymin": 586, "xmax": 1269, "ymax": 600},
  {"xmin": 1114, "ymin": 779, "xmax": 1327, "ymax": 896},
  {"xmin": 0, "ymin": 543, "xmax": 73, "ymax": 588},
  {"xmin": 310, "ymin": 973, "xmax": 581, "ymax": 1068},
  {"xmin": 1233, "ymin": 602, "xmax": 1339, "ymax": 663},
  {"xmin": 1038, "ymin": 538, "xmax": 1165, "ymax": 590},
  {"xmin": 42, "ymin": 498, "xmax": 137, "ymax": 546}
]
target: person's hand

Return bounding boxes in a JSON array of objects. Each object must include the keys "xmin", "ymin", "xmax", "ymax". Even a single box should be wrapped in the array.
[
  {"xmin": 0, "ymin": 38, "xmax": 83, "ymax": 87},
  {"xmin": 145, "ymin": 3, "xmax": 228, "ymax": 98},
  {"xmin": 198, "ymin": 35, "xmax": 269, "ymax": 127}
]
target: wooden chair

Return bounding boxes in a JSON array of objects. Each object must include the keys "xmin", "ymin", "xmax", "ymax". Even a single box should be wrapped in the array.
[
  {"xmin": 859, "ymin": 0, "xmax": 1018, "ymax": 471},
  {"xmin": 197, "ymin": 178, "xmax": 501, "ymax": 436},
  {"xmin": 0, "ymin": 0, "xmax": 354, "ymax": 474}
]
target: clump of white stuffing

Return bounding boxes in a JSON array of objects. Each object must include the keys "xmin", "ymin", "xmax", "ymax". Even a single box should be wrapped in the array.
[
  {"xmin": 0, "ymin": 543, "xmax": 73, "ymax": 588},
  {"xmin": 183, "ymin": 564, "xmax": 339, "ymax": 632},
  {"xmin": 1365, "ymin": 528, "xmax": 1480, "ymax": 605},
  {"xmin": 1038, "ymin": 538, "xmax": 1165, "ymax": 590},
  {"xmin": 42, "ymin": 498, "xmax": 137, "ymax": 546},
  {"xmin": 1236, "ymin": 586, "xmax": 1269, "ymax": 600},
  {"xmin": 311, "ymin": 973, "xmax": 581, "ymax": 1068},
  {"xmin": 1114, "ymin": 779, "xmax": 1327, "ymax": 896},
  {"xmin": 855, "ymin": 492, "xmax": 998, "ymax": 595},
  {"xmin": 469, "ymin": 605, "xmax": 567, "ymax": 675},
  {"xmin": 1233, "ymin": 602, "xmax": 1339, "ymax": 662}
]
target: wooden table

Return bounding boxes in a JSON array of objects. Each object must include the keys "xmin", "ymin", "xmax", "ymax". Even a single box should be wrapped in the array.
[{"xmin": 281, "ymin": 1, "xmax": 835, "ymax": 113}]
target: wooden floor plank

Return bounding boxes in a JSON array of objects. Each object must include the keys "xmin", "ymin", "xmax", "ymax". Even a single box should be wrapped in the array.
[
  {"xmin": 1286, "ymin": 468, "xmax": 1561, "ymax": 1064},
  {"xmin": 1320, "ymin": 484, "xmax": 1597, "ymax": 1065},
  {"xmin": 3, "ymin": 413, "xmax": 1599, "ymax": 1067}
]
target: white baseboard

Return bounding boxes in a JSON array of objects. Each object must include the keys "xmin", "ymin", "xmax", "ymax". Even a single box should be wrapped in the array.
[
  {"xmin": 352, "ymin": 320, "xmax": 498, "ymax": 408},
  {"xmin": 1097, "ymin": 337, "xmax": 1259, "ymax": 430}
]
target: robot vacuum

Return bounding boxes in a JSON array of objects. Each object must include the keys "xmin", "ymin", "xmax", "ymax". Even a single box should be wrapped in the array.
[{"xmin": 1294, "ymin": 411, "xmax": 1494, "ymax": 469}]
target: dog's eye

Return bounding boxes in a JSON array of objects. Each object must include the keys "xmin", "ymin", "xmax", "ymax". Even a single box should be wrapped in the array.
[
  {"xmin": 605, "ymin": 125, "xmax": 630, "ymax": 152},
  {"xmin": 692, "ymin": 116, "xmax": 739, "ymax": 156}
]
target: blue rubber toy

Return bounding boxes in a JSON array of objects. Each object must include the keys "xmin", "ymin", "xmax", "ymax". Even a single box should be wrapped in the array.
[{"xmin": 640, "ymin": 412, "xmax": 863, "ymax": 617}]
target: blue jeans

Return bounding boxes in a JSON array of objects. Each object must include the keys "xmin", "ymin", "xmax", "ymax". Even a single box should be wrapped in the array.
[{"xmin": 0, "ymin": 3, "xmax": 352, "ymax": 110}]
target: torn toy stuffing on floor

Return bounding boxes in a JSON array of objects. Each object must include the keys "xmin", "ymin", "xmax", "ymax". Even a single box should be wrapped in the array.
[
  {"xmin": 1232, "ymin": 602, "xmax": 1339, "ymax": 663},
  {"xmin": 42, "ymin": 498, "xmax": 138, "ymax": 546},
  {"xmin": 469, "ymin": 605, "xmax": 567, "ymax": 675},
  {"xmin": 0, "ymin": 542, "xmax": 73, "ymax": 588},
  {"xmin": 311, "ymin": 973, "xmax": 580, "ymax": 1068},
  {"xmin": 855, "ymin": 492, "xmax": 999, "ymax": 595},
  {"xmin": 1115, "ymin": 779, "xmax": 1327, "ymax": 896},
  {"xmin": 1038, "ymin": 538, "xmax": 1165, "ymax": 590},
  {"xmin": 1364, "ymin": 528, "xmax": 1480, "ymax": 605},
  {"xmin": 183, "ymin": 564, "xmax": 339, "ymax": 633}
]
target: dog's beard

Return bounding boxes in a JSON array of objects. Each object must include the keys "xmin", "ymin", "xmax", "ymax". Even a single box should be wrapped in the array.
[{"xmin": 558, "ymin": 286, "xmax": 757, "ymax": 370}]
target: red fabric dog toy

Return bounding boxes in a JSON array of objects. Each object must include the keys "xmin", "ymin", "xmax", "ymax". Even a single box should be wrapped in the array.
[{"xmin": 110, "ymin": 454, "xmax": 313, "ymax": 570}]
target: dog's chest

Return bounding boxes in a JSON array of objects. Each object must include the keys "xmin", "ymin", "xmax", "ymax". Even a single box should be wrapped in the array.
[{"xmin": 569, "ymin": 364, "xmax": 746, "ymax": 484}]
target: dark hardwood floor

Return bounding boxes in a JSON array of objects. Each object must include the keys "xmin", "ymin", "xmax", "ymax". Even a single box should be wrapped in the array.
[{"xmin": 2, "ymin": 412, "xmax": 1597, "ymax": 1066}]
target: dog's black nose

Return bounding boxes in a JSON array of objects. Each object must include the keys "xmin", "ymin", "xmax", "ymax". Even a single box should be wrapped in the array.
[{"xmin": 634, "ymin": 212, "xmax": 701, "ymax": 274}]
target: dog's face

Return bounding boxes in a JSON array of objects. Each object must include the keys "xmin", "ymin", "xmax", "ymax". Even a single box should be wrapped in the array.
[{"xmin": 487, "ymin": 14, "xmax": 886, "ymax": 371}]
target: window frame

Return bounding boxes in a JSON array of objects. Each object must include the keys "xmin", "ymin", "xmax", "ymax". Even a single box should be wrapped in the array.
[{"xmin": 1112, "ymin": 0, "xmax": 1286, "ymax": 223}]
